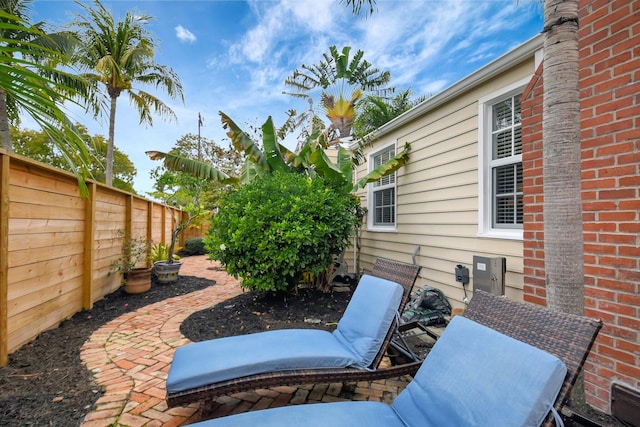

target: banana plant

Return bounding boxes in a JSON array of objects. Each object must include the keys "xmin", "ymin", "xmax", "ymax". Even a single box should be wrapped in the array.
[{"xmin": 146, "ymin": 111, "xmax": 410, "ymax": 196}]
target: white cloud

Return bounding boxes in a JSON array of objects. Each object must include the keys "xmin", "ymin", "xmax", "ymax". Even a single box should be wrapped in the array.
[{"xmin": 175, "ymin": 25, "xmax": 196, "ymax": 43}]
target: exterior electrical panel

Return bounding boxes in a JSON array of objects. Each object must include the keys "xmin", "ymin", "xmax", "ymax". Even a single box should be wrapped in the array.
[{"xmin": 472, "ymin": 256, "xmax": 506, "ymax": 296}]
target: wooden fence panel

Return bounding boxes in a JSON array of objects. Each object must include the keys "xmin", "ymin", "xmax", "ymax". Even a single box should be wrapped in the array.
[
  {"xmin": 0, "ymin": 151, "xmax": 198, "ymax": 365},
  {"xmin": 6, "ymin": 159, "xmax": 85, "ymax": 355}
]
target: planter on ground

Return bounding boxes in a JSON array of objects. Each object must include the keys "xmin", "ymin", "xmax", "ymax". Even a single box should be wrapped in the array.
[
  {"xmin": 153, "ymin": 261, "xmax": 183, "ymax": 284},
  {"xmin": 123, "ymin": 267, "xmax": 153, "ymax": 294}
]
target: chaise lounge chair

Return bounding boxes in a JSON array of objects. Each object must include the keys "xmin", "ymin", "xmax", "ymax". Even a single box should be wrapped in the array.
[
  {"xmin": 464, "ymin": 290, "xmax": 603, "ymax": 426},
  {"xmin": 185, "ymin": 314, "xmax": 572, "ymax": 427},
  {"xmin": 184, "ymin": 290, "xmax": 602, "ymax": 427},
  {"xmin": 166, "ymin": 258, "xmax": 422, "ymax": 408}
]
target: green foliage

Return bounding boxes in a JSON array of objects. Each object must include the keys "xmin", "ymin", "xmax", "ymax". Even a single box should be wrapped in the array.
[
  {"xmin": 0, "ymin": 8, "xmax": 95, "ymax": 195},
  {"xmin": 206, "ymin": 171, "xmax": 360, "ymax": 293},
  {"xmin": 181, "ymin": 237, "xmax": 206, "ymax": 256},
  {"xmin": 148, "ymin": 132, "xmax": 243, "ymax": 209},
  {"xmin": 149, "ymin": 113, "xmax": 411, "ymax": 195},
  {"xmin": 110, "ymin": 231, "xmax": 150, "ymax": 274},
  {"xmin": 284, "ymin": 45, "xmax": 392, "ymax": 141},
  {"xmin": 11, "ymin": 124, "xmax": 137, "ymax": 193},
  {"xmin": 352, "ymin": 89, "xmax": 426, "ymax": 141},
  {"xmin": 150, "ymin": 242, "xmax": 180, "ymax": 263}
]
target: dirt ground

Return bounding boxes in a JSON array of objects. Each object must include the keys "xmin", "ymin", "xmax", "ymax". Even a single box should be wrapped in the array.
[{"xmin": 0, "ymin": 266, "xmax": 624, "ymax": 427}]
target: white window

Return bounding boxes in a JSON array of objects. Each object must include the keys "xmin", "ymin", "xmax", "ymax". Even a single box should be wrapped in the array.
[
  {"xmin": 478, "ymin": 79, "xmax": 528, "ymax": 240},
  {"xmin": 367, "ymin": 143, "xmax": 397, "ymax": 231}
]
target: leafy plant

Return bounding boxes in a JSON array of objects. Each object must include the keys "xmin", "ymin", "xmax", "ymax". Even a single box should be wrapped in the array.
[
  {"xmin": 284, "ymin": 45, "xmax": 392, "ymax": 141},
  {"xmin": 206, "ymin": 171, "xmax": 360, "ymax": 293},
  {"xmin": 150, "ymin": 242, "xmax": 180, "ymax": 263},
  {"xmin": 110, "ymin": 231, "xmax": 150, "ymax": 274},
  {"xmin": 147, "ymin": 112, "xmax": 410, "ymax": 193},
  {"xmin": 182, "ymin": 237, "xmax": 206, "ymax": 256}
]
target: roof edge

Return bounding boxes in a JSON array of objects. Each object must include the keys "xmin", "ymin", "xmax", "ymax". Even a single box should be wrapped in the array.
[{"xmin": 352, "ymin": 33, "xmax": 544, "ymax": 147}]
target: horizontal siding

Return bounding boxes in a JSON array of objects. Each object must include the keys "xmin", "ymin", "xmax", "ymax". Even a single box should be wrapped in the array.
[{"xmin": 356, "ymin": 59, "xmax": 536, "ymax": 308}]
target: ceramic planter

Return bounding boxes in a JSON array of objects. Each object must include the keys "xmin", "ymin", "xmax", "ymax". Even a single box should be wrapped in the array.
[
  {"xmin": 123, "ymin": 267, "xmax": 152, "ymax": 294},
  {"xmin": 153, "ymin": 260, "xmax": 183, "ymax": 284}
]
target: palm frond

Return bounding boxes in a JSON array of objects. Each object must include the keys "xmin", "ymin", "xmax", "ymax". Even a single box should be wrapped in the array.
[
  {"xmin": 145, "ymin": 150, "xmax": 237, "ymax": 184},
  {"xmin": 356, "ymin": 142, "xmax": 410, "ymax": 189},
  {"xmin": 219, "ymin": 111, "xmax": 269, "ymax": 171}
]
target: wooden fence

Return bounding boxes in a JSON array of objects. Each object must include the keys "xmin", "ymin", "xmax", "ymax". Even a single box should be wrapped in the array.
[{"xmin": 0, "ymin": 149, "xmax": 204, "ymax": 366}]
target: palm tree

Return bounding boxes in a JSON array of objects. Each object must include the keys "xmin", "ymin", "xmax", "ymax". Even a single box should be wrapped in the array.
[
  {"xmin": 0, "ymin": 1, "xmax": 93, "ymax": 194},
  {"xmin": 541, "ymin": 1, "xmax": 583, "ymax": 316},
  {"xmin": 352, "ymin": 89, "xmax": 426, "ymax": 141},
  {"xmin": 72, "ymin": 0, "xmax": 184, "ymax": 186},
  {"xmin": 285, "ymin": 45, "xmax": 392, "ymax": 142}
]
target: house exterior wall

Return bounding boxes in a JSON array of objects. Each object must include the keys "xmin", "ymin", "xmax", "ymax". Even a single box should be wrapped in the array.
[
  {"xmin": 354, "ymin": 39, "xmax": 542, "ymax": 308},
  {"xmin": 523, "ymin": 0, "xmax": 640, "ymax": 413}
]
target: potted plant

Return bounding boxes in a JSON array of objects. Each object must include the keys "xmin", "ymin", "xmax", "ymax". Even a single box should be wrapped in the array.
[
  {"xmin": 111, "ymin": 231, "xmax": 152, "ymax": 294},
  {"xmin": 152, "ymin": 202, "xmax": 204, "ymax": 283}
]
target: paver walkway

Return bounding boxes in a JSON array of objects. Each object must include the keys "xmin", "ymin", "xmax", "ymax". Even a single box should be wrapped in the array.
[{"xmin": 80, "ymin": 256, "xmax": 410, "ymax": 426}]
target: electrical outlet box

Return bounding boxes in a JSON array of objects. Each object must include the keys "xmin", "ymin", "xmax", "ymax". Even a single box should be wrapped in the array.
[
  {"xmin": 455, "ymin": 264, "xmax": 469, "ymax": 285},
  {"xmin": 472, "ymin": 256, "xmax": 506, "ymax": 296}
]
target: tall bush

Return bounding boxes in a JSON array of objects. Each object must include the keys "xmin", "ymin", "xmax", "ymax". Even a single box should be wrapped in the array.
[{"xmin": 206, "ymin": 171, "xmax": 359, "ymax": 293}]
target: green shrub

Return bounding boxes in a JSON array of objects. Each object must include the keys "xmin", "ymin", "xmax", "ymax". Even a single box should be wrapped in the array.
[
  {"xmin": 206, "ymin": 171, "xmax": 359, "ymax": 293},
  {"xmin": 182, "ymin": 237, "xmax": 206, "ymax": 256}
]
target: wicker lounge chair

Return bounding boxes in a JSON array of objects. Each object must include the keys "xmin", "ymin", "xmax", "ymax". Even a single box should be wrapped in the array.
[
  {"xmin": 185, "ymin": 315, "xmax": 572, "ymax": 427},
  {"xmin": 166, "ymin": 258, "xmax": 422, "ymax": 408},
  {"xmin": 464, "ymin": 290, "xmax": 603, "ymax": 426}
]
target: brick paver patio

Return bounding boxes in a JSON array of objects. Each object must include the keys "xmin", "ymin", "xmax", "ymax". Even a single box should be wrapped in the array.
[{"xmin": 80, "ymin": 256, "xmax": 410, "ymax": 426}]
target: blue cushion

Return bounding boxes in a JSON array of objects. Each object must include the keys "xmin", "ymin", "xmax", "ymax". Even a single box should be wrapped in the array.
[
  {"xmin": 167, "ymin": 330, "xmax": 357, "ymax": 393},
  {"xmin": 187, "ymin": 401, "xmax": 406, "ymax": 427},
  {"xmin": 167, "ymin": 275, "xmax": 403, "ymax": 393},
  {"xmin": 392, "ymin": 316, "xmax": 567, "ymax": 426},
  {"xmin": 332, "ymin": 275, "xmax": 404, "ymax": 367},
  {"xmin": 186, "ymin": 316, "xmax": 566, "ymax": 427}
]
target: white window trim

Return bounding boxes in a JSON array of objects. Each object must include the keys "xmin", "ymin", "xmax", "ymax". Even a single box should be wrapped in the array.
[
  {"xmin": 477, "ymin": 77, "xmax": 530, "ymax": 241},
  {"xmin": 367, "ymin": 141, "xmax": 398, "ymax": 232}
]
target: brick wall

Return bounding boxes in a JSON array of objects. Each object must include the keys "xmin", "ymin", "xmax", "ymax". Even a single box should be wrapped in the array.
[{"xmin": 522, "ymin": 0, "xmax": 640, "ymax": 413}]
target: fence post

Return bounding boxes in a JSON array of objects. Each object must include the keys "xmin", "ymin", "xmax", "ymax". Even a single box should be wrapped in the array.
[
  {"xmin": 82, "ymin": 182, "xmax": 97, "ymax": 310},
  {"xmin": 125, "ymin": 194, "xmax": 133, "ymax": 240},
  {"xmin": 147, "ymin": 200, "xmax": 153, "ymax": 266},
  {"xmin": 161, "ymin": 205, "xmax": 167, "ymax": 244},
  {"xmin": 0, "ymin": 152, "xmax": 9, "ymax": 366}
]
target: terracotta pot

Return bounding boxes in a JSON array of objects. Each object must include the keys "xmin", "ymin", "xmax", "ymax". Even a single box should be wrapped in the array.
[
  {"xmin": 153, "ymin": 260, "xmax": 183, "ymax": 284},
  {"xmin": 123, "ymin": 267, "xmax": 152, "ymax": 294}
]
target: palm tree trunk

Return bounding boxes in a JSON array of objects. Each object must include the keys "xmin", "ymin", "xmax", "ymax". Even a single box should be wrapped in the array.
[
  {"xmin": 542, "ymin": 0, "xmax": 584, "ymax": 315},
  {"xmin": 0, "ymin": 89, "xmax": 13, "ymax": 151},
  {"xmin": 543, "ymin": 0, "xmax": 585, "ymax": 410},
  {"xmin": 106, "ymin": 95, "xmax": 117, "ymax": 186}
]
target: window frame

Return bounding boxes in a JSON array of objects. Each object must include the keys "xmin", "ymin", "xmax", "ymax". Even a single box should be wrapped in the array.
[
  {"xmin": 477, "ymin": 78, "xmax": 529, "ymax": 241},
  {"xmin": 367, "ymin": 141, "xmax": 398, "ymax": 232}
]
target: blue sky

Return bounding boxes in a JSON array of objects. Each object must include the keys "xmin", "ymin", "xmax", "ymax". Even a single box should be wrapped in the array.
[{"xmin": 30, "ymin": 0, "xmax": 544, "ymax": 196}]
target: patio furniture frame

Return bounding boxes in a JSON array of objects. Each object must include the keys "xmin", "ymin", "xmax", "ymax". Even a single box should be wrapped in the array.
[{"xmin": 166, "ymin": 257, "xmax": 422, "ymax": 408}]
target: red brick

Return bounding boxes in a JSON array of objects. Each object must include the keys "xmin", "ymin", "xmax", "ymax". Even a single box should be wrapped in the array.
[
  {"xmin": 620, "ymin": 222, "xmax": 640, "ymax": 233},
  {"xmin": 598, "ymin": 300, "xmax": 637, "ymax": 316},
  {"xmin": 618, "ymin": 316, "xmax": 640, "ymax": 331},
  {"xmin": 596, "ymin": 278, "xmax": 636, "ymax": 292},
  {"xmin": 598, "ymin": 344, "xmax": 636, "ymax": 365},
  {"xmin": 617, "ymin": 361, "xmax": 640, "ymax": 379}
]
